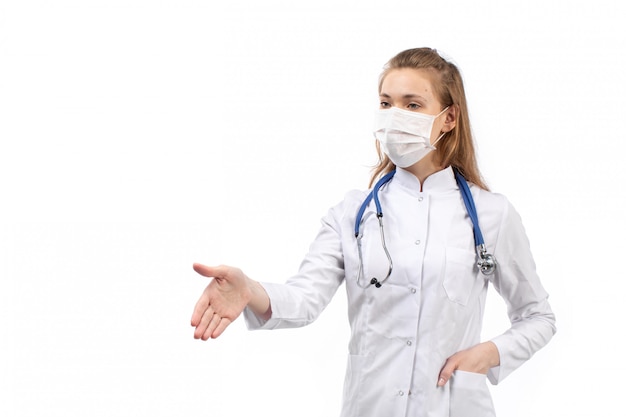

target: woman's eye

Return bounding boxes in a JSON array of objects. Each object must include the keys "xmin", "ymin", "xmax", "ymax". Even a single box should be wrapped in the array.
[
  {"xmin": 407, "ymin": 103, "xmax": 420, "ymax": 110},
  {"xmin": 380, "ymin": 101, "xmax": 390, "ymax": 108}
]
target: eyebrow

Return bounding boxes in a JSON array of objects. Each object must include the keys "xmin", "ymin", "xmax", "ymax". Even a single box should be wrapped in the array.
[{"xmin": 379, "ymin": 93, "xmax": 428, "ymax": 101}]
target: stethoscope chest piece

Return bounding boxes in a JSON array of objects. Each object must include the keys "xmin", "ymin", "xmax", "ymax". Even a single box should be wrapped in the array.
[{"xmin": 477, "ymin": 243, "xmax": 496, "ymax": 275}]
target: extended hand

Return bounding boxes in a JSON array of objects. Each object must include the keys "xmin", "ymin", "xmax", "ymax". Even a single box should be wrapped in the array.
[{"xmin": 190, "ymin": 263, "xmax": 252, "ymax": 340}]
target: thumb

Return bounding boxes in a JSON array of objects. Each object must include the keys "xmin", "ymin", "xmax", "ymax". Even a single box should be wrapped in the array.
[
  {"xmin": 193, "ymin": 264, "xmax": 235, "ymax": 283},
  {"xmin": 193, "ymin": 263, "xmax": 222, "ymax": 278}
]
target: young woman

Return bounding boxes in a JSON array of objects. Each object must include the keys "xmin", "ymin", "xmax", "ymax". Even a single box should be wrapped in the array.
[{"xmin": 190, "ymin": 47, "xmax": 556, "ymax": 417}]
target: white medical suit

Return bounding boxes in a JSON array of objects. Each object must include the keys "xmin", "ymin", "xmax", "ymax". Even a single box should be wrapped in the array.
[{"xmin": 244, "ymin": 166, "xmax": 556, "ymax": 417}]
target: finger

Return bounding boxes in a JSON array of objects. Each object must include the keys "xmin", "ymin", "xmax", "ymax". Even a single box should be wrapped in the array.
[
  {"xmin": 437, "ymin": 363, "xmax": 456, "ymax": 387},
  {"xmin": 202, "ymin": 312, "xmax": 222, "ymax": 341},
  {"xmin": 193, "ymin": 304, "xmax": 215, "ymax": 339},
  {"xmin": 211, "ymin": 317, "xmax": 232, "ymax": 339},
  {"xmin": 190, "ymin": 289, "xmax": 210, "ymax": 327}
]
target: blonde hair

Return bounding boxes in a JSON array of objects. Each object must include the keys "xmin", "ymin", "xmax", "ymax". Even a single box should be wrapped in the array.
[{"xmin": 370, "ymin": 47, "xmax": 489, "ymax": 190}]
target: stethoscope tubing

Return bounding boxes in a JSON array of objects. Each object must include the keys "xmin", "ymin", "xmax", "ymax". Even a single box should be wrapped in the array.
[
  {"xmin": 454, "ymin": 168, "xmax": 484, "ymax": 247},
  {"xmin": 354, "ymin": 170, "xmax": 396, "ymax": 238},
  {"xmin": 354, "ymin": 167, "xmax": 496, "ymax": 288}
]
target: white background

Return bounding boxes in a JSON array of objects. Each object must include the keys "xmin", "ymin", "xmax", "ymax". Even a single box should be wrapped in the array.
[{"xmin": 1, "ymin": 1, "xmax": 624, "ymax": 416}]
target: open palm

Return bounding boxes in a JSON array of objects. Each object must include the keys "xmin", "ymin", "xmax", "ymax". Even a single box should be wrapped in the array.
[{"xmin": 190, "ymin": 264, "xmax": 252, "ymax": 340}]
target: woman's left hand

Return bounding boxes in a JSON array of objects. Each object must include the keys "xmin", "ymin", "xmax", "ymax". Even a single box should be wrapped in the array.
[{"xmin": 437, "ymin": 341, "xmax": 500, "ymax": 387}]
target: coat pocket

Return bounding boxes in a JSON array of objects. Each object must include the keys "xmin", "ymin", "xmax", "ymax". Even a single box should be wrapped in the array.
[
  {"xmin": 442, "ymin": 247, "xmax": 478, "ymax": 306},
  {"xmin": 449, "ymin": 370, "xmax": 495, "ymax": 417}
]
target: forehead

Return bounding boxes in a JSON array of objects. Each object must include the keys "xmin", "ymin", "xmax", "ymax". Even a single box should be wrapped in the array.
[{"xmin": 379, "ymin": 68, "xmax": 438, "ymax": 99}]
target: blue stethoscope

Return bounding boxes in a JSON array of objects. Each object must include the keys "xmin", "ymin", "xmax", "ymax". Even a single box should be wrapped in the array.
[{"xmin": 354, "ymin": 168, "xmax": 496, "ymax": 288}]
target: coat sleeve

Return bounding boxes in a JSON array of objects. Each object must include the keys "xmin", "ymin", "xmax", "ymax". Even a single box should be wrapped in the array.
[
  {"xmin": 243, "ymin": 202, "xmax": 346, "ymax": 330},
  {"xmin": 487, "ymin": 199, "xmax": 557, "ymax": 384}
]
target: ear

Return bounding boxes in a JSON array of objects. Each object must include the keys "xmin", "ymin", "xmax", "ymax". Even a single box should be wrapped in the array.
[{"xmin": 442, "ymin": 104, "xmax": 458, "ymax": 132}]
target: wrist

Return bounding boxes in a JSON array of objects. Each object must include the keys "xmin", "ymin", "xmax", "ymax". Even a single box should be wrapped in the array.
[
  {"xmin": 483, "ymin": 341, "xmax": 501, "ymax": 368},
  {"xmin": 246, "ymin": 278, "xmax": 271, "ymax": 320}
]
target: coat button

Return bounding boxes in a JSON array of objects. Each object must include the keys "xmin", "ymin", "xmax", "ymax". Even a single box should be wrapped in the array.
[
  {"xmin": 398, "ymin": 390, "xmax": 404, "ymax": 396},
  {"xmin": 406, "ymin": 340, "xmax": 412, "ymax": 346}
]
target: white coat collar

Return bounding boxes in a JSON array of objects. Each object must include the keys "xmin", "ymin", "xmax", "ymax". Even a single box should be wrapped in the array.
[{"xmin": 392, "ymin": 166, "xmax": 458, "ymax": 196}]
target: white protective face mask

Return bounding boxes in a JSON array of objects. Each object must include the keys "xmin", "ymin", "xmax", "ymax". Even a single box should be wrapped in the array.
[{"xmin": 373, "ymin": 106, "xmax": 449, "ymax": 168}]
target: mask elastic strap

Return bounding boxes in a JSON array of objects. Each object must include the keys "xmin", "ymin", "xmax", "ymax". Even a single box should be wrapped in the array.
[
  {"xmin": 437, "ymin": 106, "xmax": 450, "ymax": 117},
  {"xmin": 431, "ymin": 106, "xmax": 451, "ymax": 148},
  {"xmin": 431, "ymin": 132, "xmax": 446, "ymax": 148}
]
